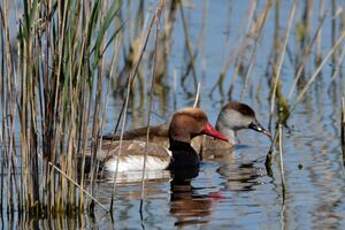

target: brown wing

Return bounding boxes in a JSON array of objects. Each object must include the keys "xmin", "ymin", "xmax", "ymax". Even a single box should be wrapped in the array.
[
  {"xmin": 102, "ymin": 123, "xmax": 169, "ymax": 144},
  {"xmin": 199, "ymin": 136, "xmax": 233, "ymax": 160},
  {"xmin": 101, "ymin": 140, "xmax": 171, "ymax": 162}
]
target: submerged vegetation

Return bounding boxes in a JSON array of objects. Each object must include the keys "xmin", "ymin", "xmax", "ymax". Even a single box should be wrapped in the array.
[{"xmin": 0, "ymin": 0, "xmax": 344, "ymax": 222}]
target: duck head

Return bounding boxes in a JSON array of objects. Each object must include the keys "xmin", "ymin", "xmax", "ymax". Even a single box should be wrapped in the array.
[
  {"xmin": 169, "ymin": 108, "xmax": 229, "ymax": 144},
  {"xmin": 215, "ymin": 102, "xmax": 271, "ymax": 144}
]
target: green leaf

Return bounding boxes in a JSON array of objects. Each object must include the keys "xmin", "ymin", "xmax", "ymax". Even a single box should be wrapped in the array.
[{"xmin": 92, "ymin": 0, "xmax": 121, "ymax": 68}]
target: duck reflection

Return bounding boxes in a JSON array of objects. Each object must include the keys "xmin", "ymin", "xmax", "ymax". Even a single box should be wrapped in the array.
[
  {"xmin": 169, "ymin": 167, "xmax": 214, "ymax": 227},
  {"xmin": 218, "ymin": 162, "xmax": 262, "ymax": 192},
  {"xmin": 214, "ymin": 147, "xmax": 267, "ymax": 192}
]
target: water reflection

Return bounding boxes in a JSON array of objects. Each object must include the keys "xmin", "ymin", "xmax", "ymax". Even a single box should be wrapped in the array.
[
  {"xmin": 207, "ymin": 145, "xmax": 268, "ymax": 193},
  {"xmin": 3, "ymin": 212, "xmax": 89, "ymax": 230},
  {"xmin": 1, "ymin": 147, "xmax": 283, "ymax": 229},
  {"xmin": 218, "ymin": 161, "xmax": 263, "ymax": 192},
  {"xmin": 169, "ymin": 167, "xmax": 212, "ymax": 227}
]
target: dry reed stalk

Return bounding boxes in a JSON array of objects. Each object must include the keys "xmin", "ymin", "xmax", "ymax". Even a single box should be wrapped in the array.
[
  {"xmin": 290, "ymin": 31, "xmax": 345, "ymax": 112},
  {"xmin": 72, "ymin": 0, "xmax": 121, "ymax": 212},
  {"xmin": 48, "ymin": 162, "xmax": 108, "ymax": 212},
  {"xmin": 269, "ymin": 0, "xmax": 296, "ymax": 126},
  {"xmin": 0, "ymin": 0, "xmax": 124, "ymax": 214},
  {"xmin": 110, "ymin": 0, "xmax": 165, "ymax": 212},
  {"xmin": 98, "ymin": 37, "xmax": 122, "ymax": 150},
  {"xmin": 198, "ymin": 0, "xmax": 208, "ymax": 82},
  {"xmin": 173, "ymin": 68, "xmax": 178, "ymax": 111},
  {"xmin": 87, "ymin": 0, "xmax": 112, "ymax": 210},
  {"xmin": 0, "ymin": 16, "xmax": 3, "ymax": 212},
  {"xmin": 193, "ymin": 82, "xmax": 201, "ymax": 108},
  {"xmin": 239, "ymin": 1, "xmax": 273, "ymax": 100},
  {"xmin": 315, "ymin": 0, "xmax": 325, "ymax": 65},
  {"xmin": 288, "ymin": 14, "xmax": 327, "ymax": 99},
  {"xmin": 208, "ymin": 1, "xmax": 233, "ymax": 98},
  {"xmin": 209, "ymin": 0, "xmax": 267, "ymax": 99},
  {"xmin": 76, "ymin": 39, "xmax": 89, "ymax": 211},
  {"xmin": 330, "ymin": 46, "xmax": 345, "ymax": 82},
  {"xmin": 151, "ymin": 0, "xmax": 178, "ymax": 84},
  {"xmin": 226, "ymin": 0, "xmax": 257, "ymax": 96},
  {"xmin": 179, "ymin": 2, "xmax": 198, "ymax": 96},
  {"xmin": 139, "ymin": 10, "xmax": 162, "ymax": 217},
  {"xmin": 45, "ymin": 0, "xmax": 69, "ymax": 212},
  {"xmin": 265, "ymin": 0, "xmax": 296, "ymax": 176},
  {"xmin": 265, "ymin": 128, "xmax": 280, "ymax": 177},
  {"xmin": 63, "ymin": 0, "xmax": 87, "ymax": 211},
  {"xmin": 0, "ymin": 0, "xmax": 19, "ymax": 214},
  {"xmin": 331, "ymin": 0, "xmax": 337, "ymax": 64},
  {"xmin": 278, "ymin": 124, "xmax": 286, "ymax": 203},
  {"xmin": 217, "ymin": 1, "xmax": 258, "ymax": 98},
  {"xmin": 299, "ymin": 0, "xmax": 313, "ymax": 50},
  {"xmin": 340, "ymin": 97, "xmax": 345, "ymax": 166}
]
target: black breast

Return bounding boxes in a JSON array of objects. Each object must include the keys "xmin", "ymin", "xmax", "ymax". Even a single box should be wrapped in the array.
[{"xmin": 168, "ymin": 140, "xmax": 200, "ymax": 170}]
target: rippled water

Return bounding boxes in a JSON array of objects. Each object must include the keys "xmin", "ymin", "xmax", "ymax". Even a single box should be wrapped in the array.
[{"xmin": 2, "ymin": 0, "xmax": 345, "ymax": 229}]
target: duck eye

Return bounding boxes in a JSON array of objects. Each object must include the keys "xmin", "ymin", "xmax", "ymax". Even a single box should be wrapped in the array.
[{"xmin": 248, "ymin": 122, "xmax": 257, "ymax": 130}]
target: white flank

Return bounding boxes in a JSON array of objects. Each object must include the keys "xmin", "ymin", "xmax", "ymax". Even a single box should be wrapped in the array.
[
  {"xmin": 104, "ymin": 155, "xmax": 170, "ymax": 172},
  {"xmin": 166, "ymin": 149, "xmax": 172, "ymax": 157},
  {"xmin": 103, "ymin": 170, "xmax": 171, "ymax": 184}
]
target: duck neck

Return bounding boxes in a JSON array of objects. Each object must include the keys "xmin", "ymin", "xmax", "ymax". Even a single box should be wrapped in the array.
[
  {"xmin": 168, "ymin": 138, "xmax": 200, "ymax": 170},
  {"xmin": 169, "ymin": 139, "xmax": 194, "ymax": 151},
  {"xmin": 215, "ymin": 122, "xmax": 236, "ymax": 145}
]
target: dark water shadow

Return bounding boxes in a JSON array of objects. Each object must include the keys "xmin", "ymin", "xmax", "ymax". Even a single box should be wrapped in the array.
[{"xmin": 169, "ymin": 167, "xmax": 213, "ymax": 227}]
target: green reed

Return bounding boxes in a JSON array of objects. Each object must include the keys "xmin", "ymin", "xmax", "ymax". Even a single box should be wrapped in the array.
[{"xmin": 0, "ymin": 0, "xmax": 123, "ymax": 214}]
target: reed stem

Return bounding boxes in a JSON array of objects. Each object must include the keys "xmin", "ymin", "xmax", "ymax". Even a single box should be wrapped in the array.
[
  {"xmin": 109, "ymin": 0, "xmax": 165, "ymax": 212},
  {"xmin": 140, "ymin": 6, "xmax": 161, "ymax": 211},
  {"xmin": 193, "ymin": 82, "xmax": 201, "ymax": 108},
  {"xmin": 48, "ymin": 162, "xmax": 108, "ymax": 212},
  {"xmin": 341, "ymin": 98, "xmax": 345, "ymax": 166},
  {"xmin": 278, "ymin": 124, "xmax": 286, "ymax": 203},
  {"xmin": 291, "ymin": 31, "xmax": 345, "ymax": 112}
]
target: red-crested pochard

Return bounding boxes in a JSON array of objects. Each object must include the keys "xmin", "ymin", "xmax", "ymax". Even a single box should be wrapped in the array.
[
  {"xmin": 98, "ymin": 107, "xmax": 228, "ymax": 172},
  {"xmin": 102, "ymin": 101, "xmax": 271, "ymax": 159},
  {"xmin": 201, "ymin": 101, "xmax": 271, "ymax": 156}
]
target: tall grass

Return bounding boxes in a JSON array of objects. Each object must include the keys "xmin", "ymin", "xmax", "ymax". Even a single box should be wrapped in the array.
[
  {"xmin": 1, "ymin": 0, "xmax": 123, "ymax": 214},
  {"xmin": 0, "ymin": 0, "xmax": 173, "ymax": 216}
]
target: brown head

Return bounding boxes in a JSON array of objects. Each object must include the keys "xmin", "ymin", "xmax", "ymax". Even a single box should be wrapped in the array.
[
  {"xmin": 215, "ymin": 102, "xmax": 272, "ymax": 142},
  {"xmin": 169, "ymin": 108, "xmax": 228, "ymax": 144}
]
